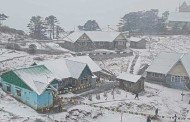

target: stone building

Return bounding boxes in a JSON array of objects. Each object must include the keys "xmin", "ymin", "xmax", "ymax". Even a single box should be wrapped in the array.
[
  {"xmin": 129, "ymin": 37, "xmax": 146, "ymax": 49},
  {"xmin": 117, "ymin": 73, "xmax": 144, "ymax": 93}
]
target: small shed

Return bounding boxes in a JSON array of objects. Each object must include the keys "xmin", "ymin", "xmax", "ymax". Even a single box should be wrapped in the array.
[
  {"xmin": 117, "ymin": 73, "xmax": 144, "ymax": 93},
  {"xmin": 130, "ymin": 37, "xmax": 146, "ymax": 49}
]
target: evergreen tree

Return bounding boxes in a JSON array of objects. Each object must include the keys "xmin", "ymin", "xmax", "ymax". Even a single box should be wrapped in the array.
[
  {"xmin": 27, "ymin": 16, "xmax": 47, "ymax": 40},
  {"xmin": 55, "ymin": 25, "xmax": 64, "ymax": 39},
  {"xmin": 45, "ymin": 15, "xmax": 58, "ymax": 39},
  {"xmin": 119, "ymin": 9, "xmax": 167, "ymax": 34},
  {"xmin": 78, "ymin": 20, "xmax": 101, "ymax": 31}
]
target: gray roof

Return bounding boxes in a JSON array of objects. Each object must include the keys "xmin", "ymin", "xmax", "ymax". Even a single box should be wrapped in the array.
[
  {"xmin": 146, "ymin": 52, "xmax": 190, "ymax": 77},
  {"xmin": 168, "ymin": 12, "xmax": 190, "ymax": 22}
]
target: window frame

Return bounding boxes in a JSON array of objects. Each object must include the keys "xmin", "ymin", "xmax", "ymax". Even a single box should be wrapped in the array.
[{"xmin": 15, "ymin": 87, "xmax": 21, "ymax": 97}]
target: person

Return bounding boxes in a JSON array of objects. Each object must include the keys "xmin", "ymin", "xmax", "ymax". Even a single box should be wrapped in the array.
[
  {"xmin": 147, "ymin": 115, "xmax": 151, "ymax": 122},
  {"xmin": 174, "ymin": 114, "xmax": 177, "ymax": 122},
  {"xmin": 135, "ymin": 93, "xmax": 139, "ymax": 100},
  {"xmin": 155, "ymin": 108, "xmax": 158, "ymax": 117}
]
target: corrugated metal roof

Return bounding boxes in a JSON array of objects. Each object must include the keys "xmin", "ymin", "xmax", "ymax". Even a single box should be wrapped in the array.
[
  {"xmin": 13, "ymin": 65, "xmax": 57, "ymax": 95},
  {"xmin": 168, "ymin": 12, "xmax": 190, "ymax": 22},
  {"xmin": 117, "ymin": 73, "xmax": 142, "ymax": 83},
  {"xmin": 146, "ymin": 52, "xmax": 190, "ymax": 77}
]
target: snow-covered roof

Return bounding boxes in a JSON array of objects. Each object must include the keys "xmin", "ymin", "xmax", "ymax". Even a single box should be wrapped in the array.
[
  {"xmin": 85, "ymin": 31, "xmax": 124, "ymax": 42},
  {"xmin": 146, "ymin": 52, "xmax": 190, "ymax": 77},
  {"xmin": 38, "ymin": 58, "xmax": 89, "ymax": 79},
  {"xmin": 117, "ymin": 73, "xmax": 142, "ymax": 83},
  {"xmin": 168, "ymin": 12, "xmax": 190, "ymax": 22},
  {"xmin": 181, "ymin": 0, "xmax": 190, "ymax": 6},
  {"xmin": 63, "ymin": 31, "xmax": 126, "ymax": 43},
  {"xmin": 13, "ymin": 65, "xmax": 57, "ymax": 95},
  {"xmin": 66, "ymin": 56, "xmax": 102, "ymax": 73},
  {"xmin": 63, "ymin": 31, "xmax": 85, "ymax": 43},
  {"xmin": 181, "ymin": 54, "xmax": 190, "ymax": 77},
  {"xmin": 130, "ymin": 37, "xmax": 144, "ymax": 42}
]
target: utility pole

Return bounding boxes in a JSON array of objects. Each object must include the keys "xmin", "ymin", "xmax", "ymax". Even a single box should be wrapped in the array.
[
  {"xmin": 48, "ymin": 91, "xmax": 50, "ymax": 118},
  {"xmin": 121, "ymin": 111, "xmax": 123, "ymax": 122}
]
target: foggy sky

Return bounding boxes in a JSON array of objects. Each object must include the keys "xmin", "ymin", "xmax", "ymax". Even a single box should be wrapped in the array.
[{"xmin": 0, "ymin": 0, "xmax": 184, "ymax": 32}]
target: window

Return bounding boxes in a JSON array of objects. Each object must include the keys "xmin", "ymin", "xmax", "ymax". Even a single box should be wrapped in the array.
[
  {"xmin": 152, "ymin": 73, "xmax": 163, "ymax": 78},
  {"xmin": 80, "ymin": 79, "xmax": 84, "ymax": 85},
  {"xmin": 6, "ymin": 84, "xmax": 11, "ymax": 92},
  {"xmin": 80, "ymin": 77, "xmax": 88, "ymax": 85},
  {"xmin": 171, "ymin": 75, "xmax": 184, "ymax": 82},
  {"xmin": 118, "ymin": 41, "xmax": 124, "ymax": 45},
  {"xmin": 15, "ymin": 88, "xmax": 21, "ymax": 96}
]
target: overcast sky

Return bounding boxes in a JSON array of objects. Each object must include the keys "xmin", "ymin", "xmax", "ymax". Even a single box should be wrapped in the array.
[{"xmin": 0, "ymin": 0, "xmax": 185, "ymax": 32}]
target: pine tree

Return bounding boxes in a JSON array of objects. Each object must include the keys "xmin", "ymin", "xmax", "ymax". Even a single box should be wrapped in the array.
[
  {"xmin": 27, "ymin": 16, "xmax": 47, "ymax": 40},
  {"xmin": 45, "ymin": 15, "xmax": 58, "ymax": 39}
]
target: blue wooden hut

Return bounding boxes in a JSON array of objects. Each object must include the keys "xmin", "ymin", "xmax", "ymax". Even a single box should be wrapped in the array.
[{"xmin": 1, "ymin": 65, "xmax": 58, "ymax": 111}]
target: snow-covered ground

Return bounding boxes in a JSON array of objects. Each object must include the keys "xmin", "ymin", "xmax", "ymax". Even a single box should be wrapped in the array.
[
  {"xmin": 0, "ymin": 49, "xmax": 72, "ymax": 73},
  {"xmin": 1, "ymin": 82, "xmax": 190, "ymax": 122},
  {"xmin": 97, "ymin": 35, "xmax": 190, "ymax": 76},
  {"xmin": 1, "ymin": 35, "xmax": 190, "ymax": 122}
]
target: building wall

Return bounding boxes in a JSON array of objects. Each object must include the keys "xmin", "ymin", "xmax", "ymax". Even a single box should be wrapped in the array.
[
  {"xmin": 114, "ymin": 34, "xmax": 127, "ymax": 49},
  {"xmin": 37, "ymin": 90, "xmax": 53, "ymax": 110},
  {"xmin": 59, "ymin": 41, "xmax": 75, "ymax": 51},
  {"xmin": 94, "ymin": 41, "xmax": 115, "ymax": 49},
  {"xmin": 165, "ymin": 74, "xmax": 187, "ymax": 89},
  {"xmin": 57, "ymin": 66, "xmax": 93, "ymax": 90},
  {"xmin": 168, "ymin": 21, "xmax": 190, "ymax": 30},
  {"xmin": 114, "ymin": 41, "xmax": 127, "ymax": 49},
  {"xmin": 119, "ymin": 79, "xmax": 144, "ymax": 93},
  {"xmin": 179, "ymin": 3, "xmax": 190, "ymax": 12},
  {"xmin": 1, "ymin": 71, "xmax": 58, "ymax": 110},
  {"xmin": 1, "ymin": 80, "xmax": 38, "ymax": 110},
  {"xmin": 62, "ymin": 33, "xmax": 128, "ymax": 51},
  {"xmin": 130, "ymin": 40, "xmax": 146, "ymax": 49},
  {"xmin": 146, "ymin": 72, "xmax": 166, "ymax": 83},
  {"xmin": 168, "ymin": 61, "xmax": 189, "ymax": 76},
  {"xmin": 146, "ymin": 71, "xmax": 190, "ymax": 89}
]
